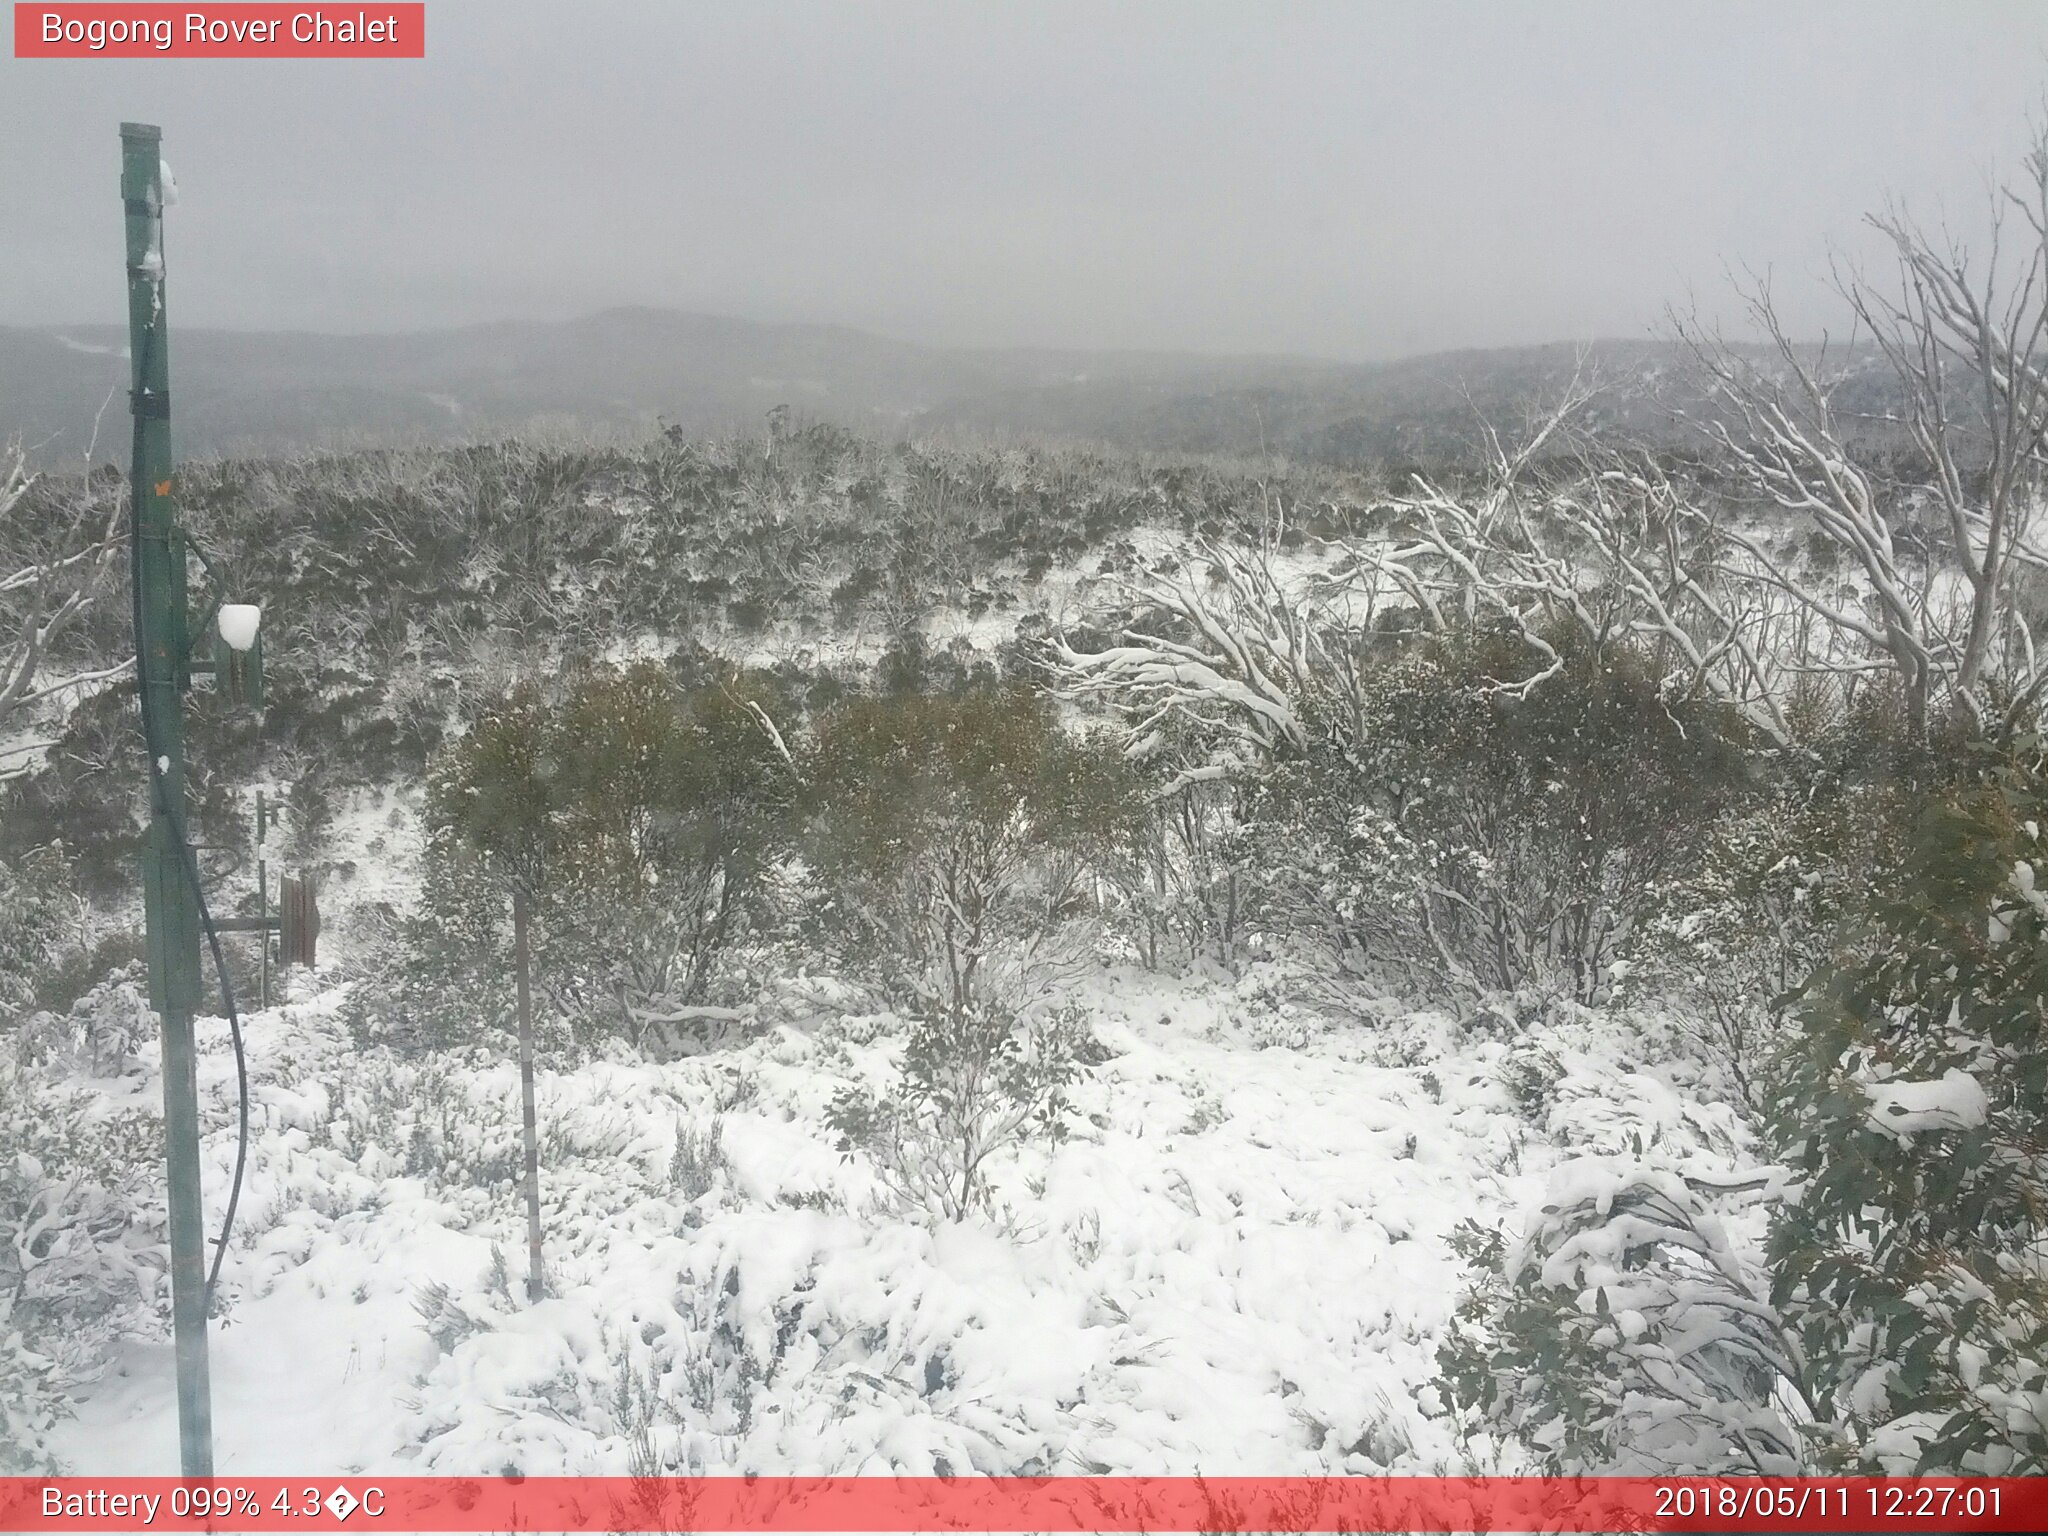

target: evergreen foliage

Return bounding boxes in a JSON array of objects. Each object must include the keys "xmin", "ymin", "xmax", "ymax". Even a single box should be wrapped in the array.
[
  {"xmin": 1245, "ymin": 629, "xmax": 1750, "ymax": 1000},
  {"xmin": 1766, "ymin": 744, "xmax": 2048, "ymax": 1473},
  {"xmin": 800, "ymin": 686, "xmax": 1140, "ymax": 1015}
]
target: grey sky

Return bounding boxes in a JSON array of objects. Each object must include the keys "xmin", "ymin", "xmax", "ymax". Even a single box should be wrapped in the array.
[{"xmin": 4, "ymin": 0, "xmax": 2046, "ymax": 360}]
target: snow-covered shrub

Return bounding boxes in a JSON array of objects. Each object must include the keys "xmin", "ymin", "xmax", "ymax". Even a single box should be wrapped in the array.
[
  {"xmin": 544, "ymin": 664, "xmax": 796, "ymax": 1040},
  {"xmin": 11, "ymin": 962, "xmax": 151, "ymax": 1077},
  {"xmin": 1098, "ymin": 769, "xmax": 1249, "ymax": 973},
  {"xmin": 0, "ymin": 845, "xmax": 75, "ymax": 1029},
  {"xmin": 1631, "ymin": 698, "xmax": 1927, "ymax": 1117},
  {"xmin": 0, "ymin": 1041, "xmax": 162, "ymax": 1472},
  {"xmin": 403, "ymin": 1245, "xmax": 771, "ymax": 1473},
  {"xmin": 345, "ymin": 840, "xmax": 515, "ymax": 1055},
  {"xmin": 405, "ymin": 664, "xmax": 797, "ymax": 1052},
  {"xmin": 1467, "ymin": 740, "xmax": 2048, "ymax": 1478},
  {"xmin": 800, "ymin": 687, "xmax": 1139, "ymax": 1016},
  {"xmin": 1767, "ymin": 754, "xmax": 2048, "ymax": 1473},
  {"xmin": 1438, "ymin": 1158, "xmax": 1803, "ymax": 1475},
  {"xmin": 1247, "ymin": 628, "xmax": 1750, "ymax": 1002},
  {"xmin": 827, "ymin": 1002, "xmax": 1092, "ymax": 1222},
  {"xmin": 18, "ymin": 929, "xmax": 149, "ymax": 1032},
  {"xmin": 326, "ymin": 1054, "xmax": 600, "ymax": 1192},
  {"xmin": 414, "ymin": 1278, "xmax": 497, "ymax": 1358},
  {"xmin": 801, "ymin": 691, "xmax": 1123, "ymax": 1216},
  {"xmin": 1498, "ymin": 1034, "xmax": 1567, "ymax": 1125},
  {"xmin": 606, "ymin": 1338, "xmax": 682, "ymax": 1503},
  {"xmin": 669, "ymin": 1114, "xmax": 729, "ymax": 1205}
]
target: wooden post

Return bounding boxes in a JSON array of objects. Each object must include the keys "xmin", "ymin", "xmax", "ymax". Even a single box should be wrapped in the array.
[
  {"xmin": 512, "ymin": 884, "xmax": 545, "ymax": 1302},
  {"xmin": 279, "ymin": 874, "xmax": 319, "ymax": 968}
]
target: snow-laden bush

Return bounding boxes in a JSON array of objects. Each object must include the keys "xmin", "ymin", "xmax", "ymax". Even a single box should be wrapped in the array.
[
  {"xmin": 344, "ymin": 839, "xmax": 516, "ymax": 1056},
  {"xmin": 0, "ymin": 1041, "xmax": 162, "ymax": 1472},
  {"xmin": 1241, "ymin": 628, "xmax": 1751, "ymax": 1004},
  {"xmin": 1098, "ymin": 768, "xmax": 1249, "ymax": 974},
  {"xmin": 669, "ymin": 1114, "xmax": 729, "ymax": 1206},
  {"xmin": 322, "ymin": 1053, "xmax": 611, "ymax": 1189},
  {"xmin": 0, "ymin": 845, "xmax": 74, "ymax": 1029},
  {"xmin": 1056, "ymin": 532, "xmax": 1758, "ymax": 1002},
  {"xmin": 1767, "ymin": 754, "xmax": 2048, "ymax": 1473},
  {"xmin": 382, "ymin": 663, "xmax": 797, "ymax": 1055},
  {"xmin": 542, "ymin": 664, "xmax": 797, "ymax": 1040},
  {"xmin": 800, "ymin": 687, "xmax": 1139, "ymax": 1017},
  {"xmin": 411, "ymin": 667, "xmax": 794, "ymax": 1056},
  {"xmin": 10, "ymin": 962, "xmax": 152, "ymax": 1077},
  {"xmin": 402, "ymin": 1190, "xmax": 1112, "ymax": 1477},
  {"xmin": 1440, "ymin": 746, "xmax": 2048, "ymax": 1478},
  {"xmin": 1438, "ymin": 1157, "xmax": 1804, "ymax": 1475},
  {"xmin": 1497, "ymin": 1033, "xmax": 1568, "ymax": 1126},
  {"xmin": 797, "ymin": 690, "xmax": 1121, "ymax": 1221},
  {"xmin": 402, "ymin": 1243, "xmax": 779, "ymax": 1474},
  {"xmin": 414, "ymin": 1276, "xmax": 498, "ymax": 1357},
  {"xmin": 828, "ymin": 1002, "xmax": 1093, "ymax": 1222},
  {"xmin": 1630, "ymin": 697, "xmax": 1929, "ymax": 1118}
]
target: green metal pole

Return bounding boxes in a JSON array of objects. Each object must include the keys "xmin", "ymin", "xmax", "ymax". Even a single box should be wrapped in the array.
[{"xmin": 121, "ymin": 121, "xmax": 214, "ymax": 1480}]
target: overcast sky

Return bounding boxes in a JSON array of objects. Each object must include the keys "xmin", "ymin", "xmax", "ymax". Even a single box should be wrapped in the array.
[{"xmin": 4, "ymin": 1, "xmax": 2047, "ymax": 360}]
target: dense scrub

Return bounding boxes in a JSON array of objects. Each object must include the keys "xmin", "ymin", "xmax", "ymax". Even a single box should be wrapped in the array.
[
  {"xmin": 2, "ymin": 428, "xmax": 1380, "ymax": 899},
  {"xmin": 4, "ymin": 404, "xmax": 2045, "ymax": 1476}
]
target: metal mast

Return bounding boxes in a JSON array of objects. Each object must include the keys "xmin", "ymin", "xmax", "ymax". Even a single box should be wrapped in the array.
[{"xmin": 121, "ymin": 120, "xmax": 214, "ymax": 1479}]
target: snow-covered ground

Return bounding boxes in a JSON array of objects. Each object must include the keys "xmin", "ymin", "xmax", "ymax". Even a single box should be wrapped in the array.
[{"xmin": 52, "ymin": 965, "xmax": 1760, "ymax": 1479}]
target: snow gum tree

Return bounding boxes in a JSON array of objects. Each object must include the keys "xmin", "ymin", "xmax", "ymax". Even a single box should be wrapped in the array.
[
  {"xmin": 1676, "ymin": 126, "xmax": 2048, "ymax": 744},
  {"xmin": 0, "ymin": 444, "xmax": 130, "ymax": 780}
]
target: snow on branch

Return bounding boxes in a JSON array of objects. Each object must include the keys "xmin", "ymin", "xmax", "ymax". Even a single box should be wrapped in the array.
[
  {"xmin": 1673, "ymin": 132, "xmax": 2048, "ymax": 741},
  {"xmin": 1051, "ymin": 533, "xmax": 1344, "ymax": 766},
  {"xmin": 1347, "ymin": 386, "xmax": 1808, "ymax": 747},
  {"xmin": 0, "ymin": 441, "xmax": 132, "ymax": 765}
]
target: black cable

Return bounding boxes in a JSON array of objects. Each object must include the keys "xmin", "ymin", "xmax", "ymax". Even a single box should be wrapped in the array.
[{"xmin": 127, "ymin": 200, "xmax": 251, "ymax": 1315}]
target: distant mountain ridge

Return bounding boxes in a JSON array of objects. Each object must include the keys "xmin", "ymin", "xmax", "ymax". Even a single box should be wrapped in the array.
[{"xmin": 0, "ymin": 306, "xmax": 1783, "ymax": 469}]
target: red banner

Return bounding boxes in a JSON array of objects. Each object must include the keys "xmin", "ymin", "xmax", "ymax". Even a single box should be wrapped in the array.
[
  {"xmin": 0, "ymin": 1476, "xmax": 2041, "ymax": 1532},
  {"xmin": 13, "ymin": 5, "xmax": 424, "ymax": 58}
]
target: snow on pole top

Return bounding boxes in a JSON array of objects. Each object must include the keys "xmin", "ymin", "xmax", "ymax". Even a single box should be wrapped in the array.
[{"xmin": 218, "ymin": 604, "xmax": 261, "ymax": 653}]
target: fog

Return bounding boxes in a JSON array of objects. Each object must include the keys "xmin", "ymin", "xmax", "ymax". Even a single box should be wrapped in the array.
[{"xmin": 4, "ymin": 0, "xmax": 2046, "ymax": 359}]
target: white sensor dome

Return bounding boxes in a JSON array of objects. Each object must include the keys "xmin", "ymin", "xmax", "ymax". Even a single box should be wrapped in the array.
[{"xmin": 217, "ymin": 604, "xmax": 261, "ymax": 653}]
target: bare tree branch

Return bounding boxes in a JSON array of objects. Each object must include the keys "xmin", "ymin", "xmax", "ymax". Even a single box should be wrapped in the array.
[{"xmin": 0, "ymin": 441, "xmax": 132, "ymax": 773}]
